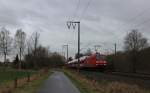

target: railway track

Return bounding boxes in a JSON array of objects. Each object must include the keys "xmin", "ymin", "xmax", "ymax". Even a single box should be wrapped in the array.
[
  {"xmin": 80, "ymin": 69, "xmax": 150, "ymax": 79},
  {"xmin": 80, "ymin": 70, "xmax": 150, "ymax": 89},
  {"xmin": 107, "ymin": 71, "xmax": 150, "ymax": 80}
]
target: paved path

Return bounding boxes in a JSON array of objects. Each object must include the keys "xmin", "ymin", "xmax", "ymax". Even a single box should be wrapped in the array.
[{"xmin": 37, "ymin": 71, "xmax": 81, "ymax": 93}]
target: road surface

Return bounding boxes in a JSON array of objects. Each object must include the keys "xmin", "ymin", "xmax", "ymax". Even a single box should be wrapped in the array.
[{"xmin": 37, "ymin": 71, "xmax": 81, "ymax": 93}]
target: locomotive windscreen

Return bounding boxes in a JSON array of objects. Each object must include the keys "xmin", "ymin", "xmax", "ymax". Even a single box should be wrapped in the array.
[
  {"xmin": 96, "ymin": 53, "xmax": 105, "ymax": 61},
  {"xmin": 96, "ymin": 53, "xmax": 101, "ymax": 61}
]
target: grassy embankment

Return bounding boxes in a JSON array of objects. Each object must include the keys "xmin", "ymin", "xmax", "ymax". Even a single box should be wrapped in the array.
[
  {"xmin": 14, "ymin": 70, "xmax": 52, "ymax": 93},
  {"xmin": 0, "ymin": 68, "xmax": 35, "ymax": 85},
  {"xmin": 63, "ymin": 69, "xmax": 150, "ymax": 93},
  {"xmin": 0, "ymin": 67, "xmax": 51, "ymax": 93}
]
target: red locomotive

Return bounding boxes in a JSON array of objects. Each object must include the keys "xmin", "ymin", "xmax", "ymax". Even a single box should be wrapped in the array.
[{"xmin": 67, "ymin": 52, "xmax": 107, "ymax": 70}]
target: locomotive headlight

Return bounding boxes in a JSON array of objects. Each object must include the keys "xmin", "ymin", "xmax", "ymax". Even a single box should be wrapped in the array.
[
  {"xmin": 96, "ymin": 61, "xmax": 100, "ymax": 63},
  {"xmin": 103, "ymin": 61, "xmax": 107, "ymax": 64}
]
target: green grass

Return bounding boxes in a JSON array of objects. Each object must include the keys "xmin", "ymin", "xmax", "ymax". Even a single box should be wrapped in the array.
[
  {"xmin": 79, "ymin": 71, "xmax": 110, "ymax": 83},
  {"xmin": 63, "ymin": 69, "xmax": 150, "ymax": 93},
  {"xmin": 14, "ymin": 71, "xmax": 52, "ymax": 93},
  {"xmin": 63, "ymin": 69, "xmax": 95, "ymax": 93},
  {"xmin": 0, "ymin": 68, "xmax": 35, "ymax": 85}
]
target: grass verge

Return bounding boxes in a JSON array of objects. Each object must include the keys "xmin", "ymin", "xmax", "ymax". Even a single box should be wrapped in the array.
[
  {"xmin": 63, "ymin": 69, "xmax": 150, "ymax": 93},
  {"xmin": 13, "ymin": 70, "xmax": 52, "ymax": 93},
  {"xmin": 0, "ymin": 68, "xmax": 35, "ymax": 85},
  {"xmin": 63, "ymin": 69, "xmax": 97, "ymax": 93}
]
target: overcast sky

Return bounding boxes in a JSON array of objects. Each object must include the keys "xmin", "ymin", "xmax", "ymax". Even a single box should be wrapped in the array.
[{"xmin": 0, "ymin": 0, "xmax": 150, "ymax": 57}]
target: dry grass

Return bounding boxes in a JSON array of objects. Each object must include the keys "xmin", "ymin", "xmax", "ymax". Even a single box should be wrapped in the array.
[
  {"xmin": 0, "ymin": 69, "xmax": 48, "ymax": 93},
  {"xmin": 104, "ymin": 82, "xmax": 148, "ymax": 93},
  {"xmin": 14, "ymin": 70, "xmax": 52, "ymax": 93},
  {"xmin": 64, "ymin": 69, "xmax": 149, "ymax": 93}
]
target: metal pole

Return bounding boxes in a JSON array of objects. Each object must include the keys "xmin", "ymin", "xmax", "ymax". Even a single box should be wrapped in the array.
[
  {"xmin": 62, "ymin": 45, "xmax": 65, "ymax": 57},
  {"xmin": 115, "ymin": 43, "xmax": 116, "ymax": 55},
  {"xmin": 63, "ymin": 45, "xmax": 69, "ymax": 62},
  {"xmin": 94, "ymin": 45, "xmax": 97, "ymax": 52},
  {"xmin": 78, "ymin": 22, "xmax": 80, "ymax": 73},
  {"xmin": 66, "ymin": 45, "xmax": 68, "ymax": 62},
  {"xmin": 67, "ymin": 21, "xmax": 80, "ymax": 72}
]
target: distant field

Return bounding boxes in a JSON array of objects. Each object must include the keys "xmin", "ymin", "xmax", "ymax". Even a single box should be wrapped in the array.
[{"xmin": 0, "ymin": 68, "xmax": 35, "ymax": 85}]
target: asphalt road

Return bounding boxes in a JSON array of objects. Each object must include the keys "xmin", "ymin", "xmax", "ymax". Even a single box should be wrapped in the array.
[{"xmin": 37, "ymin": 71, "xmax": 81, "ymax": 93}]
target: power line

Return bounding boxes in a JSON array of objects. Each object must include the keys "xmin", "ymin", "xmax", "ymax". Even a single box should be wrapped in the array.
[
  {"xmin": 127, "ymin": 8, "xmax": 150, "ymax": 24},
  {"xmin": 68, "ymin": 1, "xmax": 150, "ymax": 52},
  {"xmin": 133, "ymin": 18, "xmax": 150, "ymax": 29},
  {"xmin": 72, "ymin": 0, "xmax": 150, "ymax": 31},
  {"xmin": 119, "ymin": 17, "xmax": 150, "ymax": 33},
  {"xmin": 117, "ymin": 7, "xmax": 150, "ymax": 32},
  {"xmin": 105, "ymin": 7, "xmax": 150, "ymax": 42},
  {"xmin": 72, "ymin": 0, "xmax": 81, "ymax": 20},
  {"xmin": 79, "ymin": 0, "xmax": 92, "ymax": 21},
  {"xmin": 71, "ymin": 0, "xmax": 93, "ymax": 21}
]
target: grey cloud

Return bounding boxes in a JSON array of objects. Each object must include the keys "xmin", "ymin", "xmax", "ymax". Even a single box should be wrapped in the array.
[{"xmin": 0, "ymin": 0, "xmax": 150, "ymax": 56}]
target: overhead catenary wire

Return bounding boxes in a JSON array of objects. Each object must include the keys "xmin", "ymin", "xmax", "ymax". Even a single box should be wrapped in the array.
[
  {"xmin": 119, "ymin": 16, "xmax": 150, "ymax": 33},
  {"xmin": 104, "ymin": 7, "xmax": 150, "ymax": 42},
  {"xmin": 69, "ymin": 0, "xmax": 93, "ymax": 21},
  {"xmin": 71, "ymin": 0, "xmax": 150, "ymax": 31},
  {"xmin": 72, "ymin": 0, "xmax": 81, "ymax": 20},
  {"xmin": 117, "ymin": 7, "xmax": 150, "ymax": 32},
  {"xmin": 78, "ymin": 0, "xmax": 150, "ymax": 50},
  {"xmin": 68, "ymin": 0, "xmax": 150, "ymax": 54},
  {"xmin": 79, "ymin": 0, "xmax": 93, "ymax": 21}
]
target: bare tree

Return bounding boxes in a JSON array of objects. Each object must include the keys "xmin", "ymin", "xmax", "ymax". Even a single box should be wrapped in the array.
[
  {"xmin": 0, "ymin": 27, "xmax": 12, "ymax": 62},
  {"xmin": 31, "ymin": 32, "xmax": 40, "ymax": 56},
  {"xmin": 124, "ymin": 29, "xmax": 148, "ymax": 72},
  {"xmin": 30, "ymin": 32, "xmax": 40, "ymax": 68},
  {"xmin": 14, "ymin": 29, "xmax": 26, "ymax": 69},
  {"xmin": 124, "ymin": 29, "xmax": 148, "ymax": 52},
  {"xmin": 26, "ymin": 38, "xmax": 32, "ymax": 55}
]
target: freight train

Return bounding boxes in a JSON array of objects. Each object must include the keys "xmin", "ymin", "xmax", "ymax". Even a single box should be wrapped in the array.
[{"xmin": 67, "ymin": 52, "xmax": 107, "ymax": 70}]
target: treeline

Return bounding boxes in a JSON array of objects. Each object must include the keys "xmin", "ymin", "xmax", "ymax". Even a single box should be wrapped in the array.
[
  {"xmin": 0, "ymin": 27, "xmax": 65, "ymax": 69},
  {"xmin": 107, "ymin": 30, "xmax": 150, "ymax": 73},
  {"xmin": 13, "ymin": 46, "xmax": 65, "ymax": 69}
]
